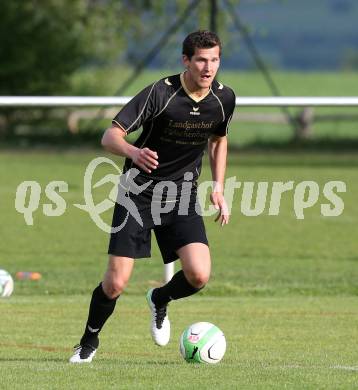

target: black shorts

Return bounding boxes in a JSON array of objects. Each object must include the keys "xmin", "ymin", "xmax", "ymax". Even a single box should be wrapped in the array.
[{"xmin": 108, "ymin": 186, "xmax": 208, "ymax": 264}]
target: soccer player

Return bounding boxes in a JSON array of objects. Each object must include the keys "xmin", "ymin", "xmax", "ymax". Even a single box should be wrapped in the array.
[{"xmin": 70, "ymin": 30, "xmax": 236, "ymax": 363}]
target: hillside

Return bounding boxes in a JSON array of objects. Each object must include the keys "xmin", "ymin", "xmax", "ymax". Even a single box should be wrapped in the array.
[{"xmin": 229, "ymin": 0, "xmax": 358, "ymax": 70}]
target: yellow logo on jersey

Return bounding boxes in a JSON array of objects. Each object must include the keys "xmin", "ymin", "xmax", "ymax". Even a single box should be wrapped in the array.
[{"xmin": 164, "ymin": 78, "xmax": 172, "ymax": 86}]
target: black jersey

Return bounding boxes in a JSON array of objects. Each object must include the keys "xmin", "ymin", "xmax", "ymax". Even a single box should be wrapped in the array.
[{"xmin": 112, "ymin": 73, "xmax": 236, "ymax": 181}]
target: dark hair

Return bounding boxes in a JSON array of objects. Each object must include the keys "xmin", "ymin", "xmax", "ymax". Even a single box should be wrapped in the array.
[{"xmin": 182, "ymin": 30, "xmax": 222, "ymax": 59}]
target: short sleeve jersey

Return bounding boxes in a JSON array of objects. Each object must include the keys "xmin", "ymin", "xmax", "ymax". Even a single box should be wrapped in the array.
[{"xmin": 112, "ymin": 73, "xmax": 236, "ymax": 181}]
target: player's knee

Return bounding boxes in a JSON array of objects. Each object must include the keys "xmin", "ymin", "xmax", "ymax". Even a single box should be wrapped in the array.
[
  {"xmin": 186, "ymin": 271, "xmax": 210, "ymax": 289},
  {"xmin": 103, "ymin": 278, "xmax": 127, "ymax": 298}
]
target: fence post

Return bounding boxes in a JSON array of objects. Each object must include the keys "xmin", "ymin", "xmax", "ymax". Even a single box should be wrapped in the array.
[{"xmin": 295, "ymin": 107, "xmax": 314, "ymax": 140}]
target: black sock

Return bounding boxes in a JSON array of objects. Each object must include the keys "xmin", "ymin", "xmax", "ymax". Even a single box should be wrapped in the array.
[
  {"xmin": 80, "ymin": 283, "xmax": 119, "ymax": 347},
  {"xmin": 152, "ymin": 270, "xmax": 203, "ymax": 306}
]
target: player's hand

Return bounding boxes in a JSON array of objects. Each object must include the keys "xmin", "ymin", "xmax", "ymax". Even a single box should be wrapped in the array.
[
  {"xmin": 210, "ymin": 191, "xmax": 230, "ymax": 226},
  {"xmin": 131, "ymin": 147, "xmax": 159, "ymax": 173}
]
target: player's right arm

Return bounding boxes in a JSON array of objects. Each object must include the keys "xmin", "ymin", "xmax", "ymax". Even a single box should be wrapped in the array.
[{"xmin": 101, "ymin": 126, "xmax": 158, "ymax": 174}]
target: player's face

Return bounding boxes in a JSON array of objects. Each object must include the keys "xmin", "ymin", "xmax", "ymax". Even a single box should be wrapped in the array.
[{"xmin": 183, "ymin": 46, "xmax": 221, "ymax": 91}]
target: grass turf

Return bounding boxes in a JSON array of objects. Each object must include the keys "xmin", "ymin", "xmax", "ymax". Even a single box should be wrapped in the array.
[
  {"xmin": 0, "ymin": 150, "xmax": 357, "ymax": 388},
  {"xmin": 8, "ymin": 70, "xmax": 354, "ymax": 149},
  {"xmin": 0, "ymin": 151, "xmax": 357, "ymax": 296},
  {"xmin": 0, "ymin": 296, "xmax": 357, "ymax": 390},
  {"xmin": 69, "ymin": 69, "xmax": 358, "ymax": 147}
]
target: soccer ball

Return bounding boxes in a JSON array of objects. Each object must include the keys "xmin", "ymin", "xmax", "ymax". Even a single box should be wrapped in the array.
[
  {"xmin": 180, "ymin": 322, "xmax": 226, "ymax": 364},
  {"xmin": 0, "ymin": 269, "xmax": 14, "ymax": 298}
]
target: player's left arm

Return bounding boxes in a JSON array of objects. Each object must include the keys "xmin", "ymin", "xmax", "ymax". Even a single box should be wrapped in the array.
[{"xmin": 208, "ymin": 135, "xmax": 229, "ymax": 226}]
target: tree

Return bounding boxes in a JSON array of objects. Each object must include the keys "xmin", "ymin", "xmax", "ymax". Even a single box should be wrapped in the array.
[
  {"xmin": 0, "ymin": 1, "xmax": 84, "ymax": 94},
  {"xmin": 0, "ymin": 0, "xmax": 131, "ymax": 95}
]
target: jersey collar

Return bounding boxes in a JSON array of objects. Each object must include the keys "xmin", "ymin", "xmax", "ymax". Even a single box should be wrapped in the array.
[{"xmin": 180, "ymin": 72, "xmax": 211, "ymax": 103}]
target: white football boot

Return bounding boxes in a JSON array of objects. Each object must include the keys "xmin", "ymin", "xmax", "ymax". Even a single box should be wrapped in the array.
[
  {"xmin": 69, "ymin": 344, "xmax": 97, "ymax": 363},
  {"xmin": 146, "ymin": 288, "xmax": 170, "ymax": 346}
]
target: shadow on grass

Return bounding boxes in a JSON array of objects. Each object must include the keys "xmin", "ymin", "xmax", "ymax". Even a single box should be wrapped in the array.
[
  {"xmin": 1, "ymin": 132, "xmax": 358, "ymax": 149},
  {"xmin": 0, "ymin": 357, "xmax": 65, "ymax": 363},
  {"xmin": 1, "ymin": 134, "xmax": 358, "ymax": 168},
  {"xmin": 229, "ymin": 137, "xmax": 358, "ymax": 153},
  {"xmin": 227, "ymin": 138, "xmax": 358, "ymax": 167},
  {"xmin": 0, "ymin": 132, "xmax": 102, "ymax": 150}
]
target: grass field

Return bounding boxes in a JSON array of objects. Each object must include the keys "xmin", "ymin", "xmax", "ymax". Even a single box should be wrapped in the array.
[
  {"xmin": 71, "ymin": 68, "xmax": 358, "ymax": 97},
  {"xmin": 1, "ymin": 296, "xmax": 357, "ymax": 389},
  {"xmin": 0, "ymin": 69, "xmax": 348, "ymax": 149},
  {"xmin": 5, "ymin": 70, "xmax": 358, "ymax": 150},
  {"xmin": 0, "ymin": 150, "xmax": 357, "ymax": 389},
  {"xmin": 69, "ymin": 69, "xmax": 358, "ymax": 147}
]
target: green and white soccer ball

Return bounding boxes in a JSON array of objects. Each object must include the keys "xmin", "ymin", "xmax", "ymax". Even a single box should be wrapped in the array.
[
  {"xmin": 180, "ymin": 322, "xmax": 226, "ymax": 364},
  {"xmin": 0, "ymin": 269, "xmax": 14, "ymax": 298}
]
